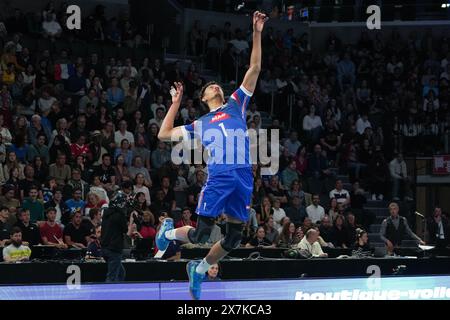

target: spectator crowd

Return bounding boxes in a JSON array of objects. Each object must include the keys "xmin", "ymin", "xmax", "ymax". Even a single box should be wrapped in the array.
[{"xmin": 0, "ymin": 2, "xmax": 449, "ymax": 262}]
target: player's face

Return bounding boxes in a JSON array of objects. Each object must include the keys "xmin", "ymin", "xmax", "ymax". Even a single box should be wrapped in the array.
[{"xmin": 203, "ymin": 84, "xmax": 224, "ymax": 106}]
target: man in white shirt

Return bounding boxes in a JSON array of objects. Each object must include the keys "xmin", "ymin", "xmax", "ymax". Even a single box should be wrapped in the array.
[
  {"xmin": 356, "ymin": 114, "xmax": 372, "ymax": 135},
  {"xmin": 246, "ymin": 102, "xmax": 261, "ymax": 122},
  {"xmin": 151, "ymin": 95, "xmax": 166, "ymax": 116},
  {"xmin": 272, "ymin": 198, "xmax": 286, "ymax": 231},
  {"xmin": 306, "ymin": 194, "xmax": 325, "ymax": 224},
  {"xmin": 297, "ymin": 229, "xmax": 328, "ymax": 258},
  {"xmin": 329, "ymin": 179, "xmax": 351, "ymax": 207},
  {"xmin": 115, "ymin": 120, "xmax": 135, "ymax": 147},
  {"xmin": 42, "ymin": 15, "xmax": 62, "ymax": 39}
]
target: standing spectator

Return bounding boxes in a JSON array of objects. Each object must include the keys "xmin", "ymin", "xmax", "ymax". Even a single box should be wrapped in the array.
[
  {"xmin": 389, "ymin": 153, "xmax": 413, "ymax": 201},
  {"xmin": 318, "ymin": 215, "xmax": 334, "ymax": 245},
  {"xmin": 380, "ymin": 202, "xmax": 425, "ymax": 254},
  {"xmin": 306, "ymin": 194, "xmax": 325, "ymax": 224},
  {"xmin": 277, "ymin": 222, "xmax": 300, "ymax": 248}
]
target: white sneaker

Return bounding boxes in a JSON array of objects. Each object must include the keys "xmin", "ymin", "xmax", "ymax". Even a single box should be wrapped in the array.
[
  {"xmin": 371, "ymin": 194, "xmax": 377, "ymax": 201},
  {"xmin": 378, "ymin": 194, "xmax": 384, "ymax": 200}
]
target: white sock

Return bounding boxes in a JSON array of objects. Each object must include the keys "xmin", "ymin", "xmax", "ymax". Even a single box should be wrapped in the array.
[
  {"xmin": 164, "ymin": 229, "xmax": 177, "ymax": 240},
  {"xmin": 195, "ymin": 258, "xmax": 211, "ymax": 274}
]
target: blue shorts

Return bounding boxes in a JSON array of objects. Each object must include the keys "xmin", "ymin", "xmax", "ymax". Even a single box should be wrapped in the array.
[{"xmin": 196, "ymin": 167, "xmax": 253, "ymax": 222}]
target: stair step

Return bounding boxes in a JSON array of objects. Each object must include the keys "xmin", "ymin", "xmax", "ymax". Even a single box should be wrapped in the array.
[
  {"xmin": 365, "ymin": 200, "xmax": 389, "ymax": 208},
  {"xmin": 370, "ymin": 224, "xmax": 382, "ymax": 233},
  {"xmin": 368, "ymin": 233, "xmax": 381, "ymax": 243}
]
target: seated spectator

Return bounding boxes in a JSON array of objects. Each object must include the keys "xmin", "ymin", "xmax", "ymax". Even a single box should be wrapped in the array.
[
  {"xmin": 2, "ymin": 227, "xmax": 31, "ymax": 262},
  {"xmin": 19, "ymin": 165, "xmax": 40, "ymax": 201},
  {"xmin": 265, "ymin": 176, "xmax": 288, "ymax": 205},
  {"xmin": 204, "ymin": 264, "xmax": 221, "ymax": 281},
  {"xmin": 114, "ymin": 139, "xmax": 133, "ymax": 168},
  {"xmin": 287, "ymin": 180, "xmax": 305, "ymax": 204},
  {"xmin": 45, "ymin": 188, "xmax": 69, "ymax": 226},
  {"xmin": 346, "ymin": 212, "xmax": 358, "ymax": 245},
  {"xmin": 70, "ymin": 134, "xmax": 90, "ymax": 161},
  {"xmin": 28, "ymin": 115, "xmax": 51, "ymax": 146},
  {"xmin": 65, "ymin": 188, "xmax": 86, "ymax": 216},
  {"xmin": 306, "ymin": 144, "xmax": 331, "ymax": 179},
  {"xmin": 114, "ymin": 154, "xmax": 131, "ymax": 185},
  {"xmin": 355, "ymin": 114, "xmax": 372, "ymax": 135},
  {"xmin": 327, "ymin": 198, "xmax": 338, "ymax": 222},
  {"xmin": 255, "ymin": 197, "xmax": 276, "ymax": 229},
  {"xmin": 40, "ymin": 207, "xmax": 67, "ymax": 248},
  {"xmin": 331, "ymin": 214, "xmax": 349, "ymax": 248},
  {"xmin": 318, "ymin": 215, "xmax": 334, "ymax": 245},
  {"xmin": 107, "ymin": 77, "xmax": 124, "ymax": 108},
  {"xmin": 151, "ymin": 141, "xmax": 171, "ymax": 170},
  {"xmin": 93, "ymin": 153, "xmax": 117, "ymax": 192},
  {"xmin": 294, "ymin": 146, "xmax": 308, "ymax": 176},
  {"xmin": 306, "ymin": 194, "xmax": 325, "ymax": 224},
  {"xmin": 82, "ymin": 208, "xmax": 102, "ymax": 237},
  {"xmin": 42, "ymin": 14, "xmax": 62, "ymax": 40},
  {"xmin": 137, "ymin": 211, "xmax": 156, "ymax": 241},
  {"xmin": 284, "ymin": 131, "xmax": 301, "ymax": 157},
  {"xmin": 380, "ymin": 202, "xmax": 425, "ymax": 254},
  {"xmin": 89, "ymin": 176, "xmax": 109, "ymax": 203},
  {"xmin": 14, "ymin": 209, "xmax": 41, "ymax": 246},
  {"xmin": 134, "ymin": 173, "xmax": 151, "ymax": 206},
  {"xmin": 175, "ymin": 207, "xmax": 197, "ymax": 228},
  {"xmin": 67, "ymin": 65, "xmax": 87, "ymax": 96},
  {"xmin": 86, "ymin": 226, "xmax": 102, "ymax": 259},
  {"xmin": 302, "ymin": 105, "xmax": 323, "ymax": 144},
  {"xmin": 427, "ymin": 207, "xmax": 450, "ymax": 248},
  {"xmin": 49, "ymin": 153, "xmax": 71, "ymax": 186},
  {"xmin": 26, "ymin": 134, "xmax": 50, "ymax": 165},
  {"xmin": 320, "ymin": 119, "xmax": 342, "ymax": 163},
  {"xmin": 128, "ymin": 156, "xmax": 151, "ymax": 185},
  {"xmin": 389, "ymin": 153, "xmax": 413, "ymax": 201},
  {"xmin": 281, "ymin": 160, "xmax": 300, "ymax": 189},
  {"xmin": 351, "ymin": 228, "xmax": 372, "ymax": 257},
  {"xmin": 22, "ymin": 186, "xmax": 44, "ymax": 223},
  {"xmin": 285, "ymin": 195, "xmax": 307, "ymax": 227},
  {"xmin": 0, "ymin": 184, "xmax": 20, "ymax": 211},
  {"xmin": 329, "ymin": 179, "xmax": 351, "ymax": 207},
  {"xmin": 245, "ymin": 226, "xmax": 275, "ymax": 248},
  {"xmin": 85, "ymin": 192, "xmax": 107, "ymax": 217},
  {"xmin": 63, "ymin": 211, "xmax": 91, "ymax": 249},
  {"xmin": 296, "ymin": 229, "xmax": 328, "ymax": 258},
  {"xmin": 0, "ymin": 206, "xmax": 12, "ymax": 246},
  {"xmin": 272, "ymin": 198, "xmax": 286, "ymax": 230},
  {"xmin": 278, "ymin": 222, "xmax": 300, "ymax": 248},
  {"xmin": 263, "ymin": 216, "xmax": 279, "ymax": 245}
]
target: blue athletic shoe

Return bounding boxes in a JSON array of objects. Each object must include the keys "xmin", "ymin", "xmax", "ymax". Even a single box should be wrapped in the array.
[
  {"xmin": 186, "ymin": 260, "xmax": 204, "ymax": 300},
  {"xmin": 156, "ymin": 218, "xmax": 174, "ymax": 253}
]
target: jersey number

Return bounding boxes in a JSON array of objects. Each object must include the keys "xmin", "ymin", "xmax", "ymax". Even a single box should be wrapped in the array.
[{"xmin": 219, "ymin": 123, "xmax": 228, "ymax": 137}]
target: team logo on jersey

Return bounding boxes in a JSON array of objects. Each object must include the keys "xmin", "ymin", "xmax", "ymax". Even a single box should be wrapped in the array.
[{"xmin": 209, "ymin": 112, "xmax": 230, "ymax": 123}]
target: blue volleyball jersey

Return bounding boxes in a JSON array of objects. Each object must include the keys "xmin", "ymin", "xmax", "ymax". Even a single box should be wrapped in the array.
[{"xmin": 181, "ymin": 86, "xmax": 253, "ymax": 176}]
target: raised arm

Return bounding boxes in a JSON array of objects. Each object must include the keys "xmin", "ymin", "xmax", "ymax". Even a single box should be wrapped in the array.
[
  {"xmin": 241, "ymin": 11, "xmax": 268, "ymax": 94},
  {"xmin": 158, "ymin": 82, "xmax": 185, "ymax": 141}
]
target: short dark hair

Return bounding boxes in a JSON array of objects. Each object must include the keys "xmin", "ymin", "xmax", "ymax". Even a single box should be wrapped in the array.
[
  {"xmin": 199, "ymin": 81, "xmax": 220, "ymax": 101},
  {"xmin": 10, "ymin": 226, "xmax": 22, "ymax": 236},
  {"xmin": 46, "ymin": 207, "xmax": 56, "ymax": 215},
  {"xmin": 89, "ymin": 208, "xmax": 100, "ymax": 220},
  {"xmin": 0, "ymin": 206, "xmax": 9, "ymax": 212}
]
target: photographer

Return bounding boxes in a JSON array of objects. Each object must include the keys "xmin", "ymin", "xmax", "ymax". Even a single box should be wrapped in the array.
[{"xmin": 100, "ymin": 182, "xmax": 133, "ymax": 282}]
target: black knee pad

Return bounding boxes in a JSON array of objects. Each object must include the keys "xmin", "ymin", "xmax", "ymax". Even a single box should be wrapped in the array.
[
  {"xmin": 187, "ymin": 216, "xmax": 216, "ymax": 244},
  {"xmin": 220, "ymin": 222, "xmax": 243, "ymax": 252}
]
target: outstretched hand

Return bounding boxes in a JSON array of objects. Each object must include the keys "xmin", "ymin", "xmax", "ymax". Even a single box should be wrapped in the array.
[
  {"xmin": 253, "ymin": 11, "xmax": 268, "ymax": 33},
  {"xmin": 171, "ymin": 82, "xmax": 184, "ymax": 105}
]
